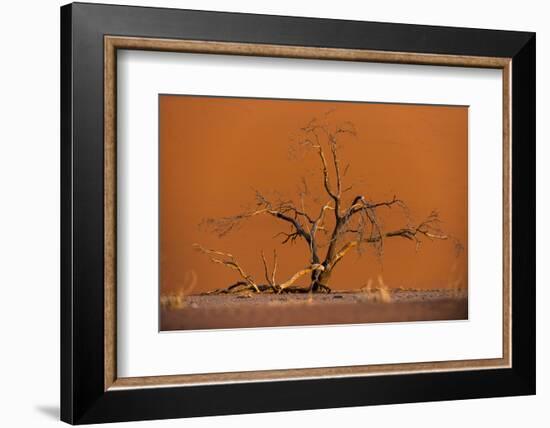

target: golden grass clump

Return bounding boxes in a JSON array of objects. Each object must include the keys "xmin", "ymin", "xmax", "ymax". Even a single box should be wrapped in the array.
[
  {"xmin": 160, "ymin": 292, "xmax": 186, "ymax": 310},
  {"xmin": 160, "ymin": 270, "xmax": 198, "ymax": 310},
  {"xmin": 358, "ymin": 276, "xmax": 392, "ymax": 303}
]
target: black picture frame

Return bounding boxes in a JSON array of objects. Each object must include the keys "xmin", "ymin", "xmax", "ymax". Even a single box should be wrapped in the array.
[{"xmin": 61, "ymin": 2, "xmax": 535, "ymax": 424}]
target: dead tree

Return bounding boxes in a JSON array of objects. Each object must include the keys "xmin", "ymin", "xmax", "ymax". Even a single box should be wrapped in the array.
[{"xmin": 195, "ymin": 116, "xmax": 449, "ymax": 294}]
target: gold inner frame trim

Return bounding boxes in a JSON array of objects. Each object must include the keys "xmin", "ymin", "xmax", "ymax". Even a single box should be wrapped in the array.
[{"xmin": 104, "ymin": 35, "xmax": 512, "ymax": 391}]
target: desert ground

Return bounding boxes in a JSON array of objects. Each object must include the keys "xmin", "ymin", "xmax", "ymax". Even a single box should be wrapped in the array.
[{"xmin": 160, "ymin": 288, "xmax": 468, "ymax": 331}]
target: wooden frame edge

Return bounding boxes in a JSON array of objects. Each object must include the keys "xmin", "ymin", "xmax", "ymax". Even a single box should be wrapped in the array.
[
  {"xmin": 104, "ymin": 37, "xmax": 117, "ymax": 390},
  {"xmin": 110, "ymin": 358, "xmax": 508, "ymax": 390},
  {"xmin": 106, "ymin": 35, "xmax": 511, "ymax": 68},
  {"xmin": 103, "ymin": 35, "xmax": 512, "ymax": 391},
  {"xmin": 502, "ymin": 61, "xmax": 512, "ymax": 368}
]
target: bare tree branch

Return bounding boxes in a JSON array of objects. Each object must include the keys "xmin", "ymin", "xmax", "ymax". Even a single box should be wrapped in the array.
[
  {"xmin": 279, "ymin": 264, "xmax": 325, "ymax": 290},
  {"xmin": 193, "ymin": 244, "xmax": 260, "ymax": 292},
  {"xmin": 271, "ymin": 249, "xmax": 278, "ymax": 286},
  {"xmin": 261, "ymin": 250, "xmax": 272, "ymax": 287},
  {"xmin": 326, "ymin": 211, "xmax": 448, "ymax": 273}
]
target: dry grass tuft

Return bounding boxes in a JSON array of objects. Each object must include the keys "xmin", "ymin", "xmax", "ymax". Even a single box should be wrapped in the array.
[
  {"xmin": 358, "ymin": 276, "xmax": 392, "ymax": 303},
  {"xmin": 160, "ymin": 269, "xmax": 199, "ymax": 309},
  {"xmin": 160, "ymin": 292, "xmax": 186, "ymax": 310}
]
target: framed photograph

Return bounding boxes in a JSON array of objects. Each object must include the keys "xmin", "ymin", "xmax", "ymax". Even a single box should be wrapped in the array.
[{"xmin": 61, "ymin": 2, "xmax": 535, "ymax": 424}]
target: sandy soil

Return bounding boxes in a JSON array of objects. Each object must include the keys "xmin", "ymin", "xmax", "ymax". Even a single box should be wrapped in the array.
[{"xmin": 160, "ymin": 289, "xmax": 468, "ymax": 331}]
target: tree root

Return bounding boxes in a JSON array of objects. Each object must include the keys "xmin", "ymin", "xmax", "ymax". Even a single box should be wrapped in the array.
[{"xmin": 204, "ymin": 282, "xmax": 331, "ymax": 295}]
